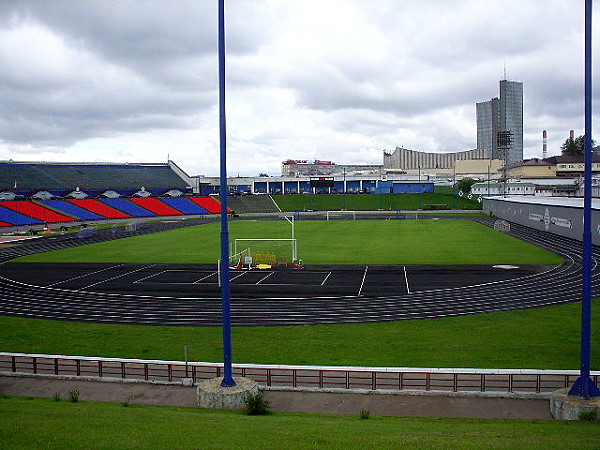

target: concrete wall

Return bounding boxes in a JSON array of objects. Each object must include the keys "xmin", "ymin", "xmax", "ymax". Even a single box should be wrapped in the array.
[{"xmin": 483, "ymin": 196, "xmax": 600, "ymax": 245}]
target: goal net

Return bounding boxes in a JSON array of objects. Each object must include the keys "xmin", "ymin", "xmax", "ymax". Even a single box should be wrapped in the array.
[
  {"xmin": 493, "ymin": 219, "xmax": 511, "ymax": 233},
  {"xmin": 228, "ymin": 248, "xmax": 252, "ymax": 269},
  {"xmin": 233, "ymin": 238, "xmax": 298, "ymax": 266},
  {"xmin": 326, "ymin": 211, "xmax": 356, "ymax": 220}
]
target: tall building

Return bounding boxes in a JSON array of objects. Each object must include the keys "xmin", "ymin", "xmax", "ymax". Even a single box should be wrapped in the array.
[
  {"xmin": 476, "ymin": 80, "xmax": 523, "ymax": 166},
  {"xmin": 476, "ymin": 97, "xmax": 499, "ymax": 159}
]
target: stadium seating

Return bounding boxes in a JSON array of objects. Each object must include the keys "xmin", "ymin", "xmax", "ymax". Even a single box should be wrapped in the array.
[
  {"xmin": 69, "ymin": 199, "xmax": 131, "ymax": 219},
  {"xmin": 100, "ymin": 199, "xmax": 157, "ymax": 218},
  {"xmin": 189, "ymin": 197, "xmax": 223, "ymax": 213},
  {"xmin": 1, "ymin": 162, "xmax": 188, "ymax": 194},
  {"xmin": 0, "ymin": 196, "xmax": 222, "ymax": 227},
  {"xmin": 129, "ymin": 198, "xmax": 183, "ymax": 216},
  {"xmin": 227, "ymin": 195, "xmax": 280, "ymax": 213},
  {"xmin": 0, "ymin": 201, "xmax": 74, "ymax": 223},
  {"xmin": 41, "ymin": 200, "xmax": 105, "ymax": 221},
  {"xmin": 0, "ymin": 205, "xmax": 44, "ymax": 226},
  {"xmin": 160, "ymin": 197, "xmax": 210, "ymax": 215}
]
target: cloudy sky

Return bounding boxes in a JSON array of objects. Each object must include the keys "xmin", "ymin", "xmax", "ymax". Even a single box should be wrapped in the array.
[{"xmin": 0, "ymin": 0, "xmax": 597, "ymax": 176}]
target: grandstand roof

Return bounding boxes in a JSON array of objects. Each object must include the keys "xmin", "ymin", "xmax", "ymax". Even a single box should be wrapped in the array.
[{"xmin": 0, "ymin": 161, "xmax": 188, "ymax": 192}]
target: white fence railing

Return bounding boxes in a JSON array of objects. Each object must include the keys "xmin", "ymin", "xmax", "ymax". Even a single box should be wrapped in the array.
[{"xmin": 2, "ymin": 352, "xmax": 596, "ymax": 395}]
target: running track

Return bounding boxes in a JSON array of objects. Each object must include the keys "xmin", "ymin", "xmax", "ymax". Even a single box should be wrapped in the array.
[{"xmin": 0, "ymin": 218, "xmax": 597, "ymax": 326}]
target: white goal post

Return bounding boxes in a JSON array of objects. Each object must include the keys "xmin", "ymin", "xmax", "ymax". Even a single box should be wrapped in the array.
[
  {"xmin": 233, "ymin": 238, "xmax": 298, "ymax": 266},
  {"xmin": 493, "ymin": 219, "xmax": 511, "ymax": 233},
  {"xmin": 326, "ymin": 211, "xmax": 356, "ymax": 220}
]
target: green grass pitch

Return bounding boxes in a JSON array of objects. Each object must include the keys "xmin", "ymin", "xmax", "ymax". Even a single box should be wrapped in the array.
[{"xmin": 15, "ymin": 219, "xmax": 561, "ymax": 265}]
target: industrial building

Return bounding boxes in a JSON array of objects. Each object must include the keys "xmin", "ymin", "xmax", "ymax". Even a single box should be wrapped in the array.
[
  {"xmin": 383, "ymin": 146, "xmax": 487, "ymax": 171},
  {"xmin": 482, "ymin": 196, "xmax": 600, "ymax": 245},
  {"xmin": 281, "ymin": 160, "xmax": 382, "ymax": 177},
  {"xmin": 199, "ymin": 174, "xmax": 433, "ymax": 195}
]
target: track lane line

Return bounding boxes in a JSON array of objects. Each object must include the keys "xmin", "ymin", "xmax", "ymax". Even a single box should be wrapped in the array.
[
  {"xmin": 47, "ymin": 264, "xmax": 126, "ymax": 287},
  {"xmin": 358, "ymin": 266, "xmax": 368, "ymax": 296},
  {"xmin": 404, "ymin": 265, "xmax": 411, "ymax": 294},
  {"xmin": 81, "ymin": 264, "xmax": 157, "ymax": 289}
]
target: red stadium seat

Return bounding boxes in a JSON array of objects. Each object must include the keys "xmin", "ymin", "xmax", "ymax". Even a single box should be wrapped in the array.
[
  {"xmin": 129, "ymin": 198, "xmax": 183, "ymax": 216},
  {"xmin": 1, "ymin": 201, "xmax": 75, "ymax": 223},
  {"xmin": 189, "ymin": 197, "xmax": 224, "ymax": 214},
  {"xmin": 69, "ymin": 199, "xmax": 131, "ymax": 219}
]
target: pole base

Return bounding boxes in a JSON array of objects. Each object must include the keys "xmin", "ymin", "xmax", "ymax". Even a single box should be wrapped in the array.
[
  {"xmin": 551, "ymin": 388, "xmax": 600, "ymax": 420},
  {"xmin": 197, "ymin": 376, "xmax": 258, "ymax": 410},
  {"xmin": 568, "ymin": 376, "xmax": 600, "ymax": 399}
]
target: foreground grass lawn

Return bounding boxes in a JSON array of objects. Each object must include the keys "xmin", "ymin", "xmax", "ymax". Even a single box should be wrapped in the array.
[
  {"xmin": 15, "ymin": 219, "xmax": 562, "ymax": 265},
  {"xmin": 1, "ymin": 397, "xmax": 599, "ymax": 450},
  {"xmin": 2, "ymin": 299, "xmax": 598, "ymax": 369}
]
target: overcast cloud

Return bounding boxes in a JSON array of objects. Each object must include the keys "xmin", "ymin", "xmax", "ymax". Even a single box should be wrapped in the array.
[{"xmin": 0, "ymin": 0, "xmax": 597, "ymax": 176}]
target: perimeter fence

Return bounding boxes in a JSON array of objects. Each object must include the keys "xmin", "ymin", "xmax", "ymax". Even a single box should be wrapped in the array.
[{"xmin": 2, "ymin": 352, "xmax": 596, "ymax": 395}]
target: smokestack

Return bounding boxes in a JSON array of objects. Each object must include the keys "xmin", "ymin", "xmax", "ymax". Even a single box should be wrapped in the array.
[
  {"xmin": 543, "ymin": 130, "xmax": 547, "ymax": 159},
  {"xmin": 570, "ymin": 129, "xmax": 575, "ymax": 140}
]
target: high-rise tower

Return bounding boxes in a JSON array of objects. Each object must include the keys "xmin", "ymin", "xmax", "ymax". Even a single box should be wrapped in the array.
[{"xmin": 476, "ymin": 80, "xmax": 523, "ymax": 166}]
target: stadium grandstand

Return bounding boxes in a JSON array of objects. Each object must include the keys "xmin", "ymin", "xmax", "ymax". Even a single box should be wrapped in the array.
[
  {"xmin": 0, "ymin": 161, "xmax": 192, "ymax": 198},
  {"xmin": 0, "ymin": 161, "xmax": 223, "ymax": 228}
]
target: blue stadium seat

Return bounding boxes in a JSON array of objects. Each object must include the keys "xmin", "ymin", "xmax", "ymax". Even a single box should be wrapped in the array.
[
  {"xmin": 160, "ymin": 197, "xmax": 210, "ymax": 215},
  {"xmin": 41, "ymin": 200, "xmax": 104, "ymax": 221},
  {"xmin": 101, "ymin": 199, "xmax": 157, "ymax": 218},
  {"xmin": 0, "ymin": 205, "xmax": 43, "ymax": 225}
]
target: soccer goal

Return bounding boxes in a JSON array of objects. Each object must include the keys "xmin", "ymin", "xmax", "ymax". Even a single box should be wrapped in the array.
[
  {"xmin": 228, "ymin": 248, "xmax": 252, "ymax": 269},
  {"xmin": 125, "ymin": 221, "xmax": 139, "ymax": 232},
  {"xmin": 326, "ymin": 211, "xmax": 356, "ymax": 220},
  {"xmin": 494, "ymin": 219, "xmax": 511, "ymax": 233},
  {"xmin": 233, "ymin": 238, "xmax": 298, "ymax": 266}
]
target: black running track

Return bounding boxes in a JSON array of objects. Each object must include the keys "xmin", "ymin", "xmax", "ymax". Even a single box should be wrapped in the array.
[{"xmin": 0, "ymin": 218, "xmax": 597, "ymax": 326}]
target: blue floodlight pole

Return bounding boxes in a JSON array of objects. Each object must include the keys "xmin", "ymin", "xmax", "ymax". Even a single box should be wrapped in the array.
[
  {"xmin": 218, "ymin": 0, "xmax": 236, "ymax": 387},
  {"xmin": 569, "ymin": 0, "xmax": 600, "ymax": 399}
]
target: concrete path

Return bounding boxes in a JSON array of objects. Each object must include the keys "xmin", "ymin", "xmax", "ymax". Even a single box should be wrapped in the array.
[{"xmin": 0, "ymin": 375, "xmax": 553, "ymax": 420}]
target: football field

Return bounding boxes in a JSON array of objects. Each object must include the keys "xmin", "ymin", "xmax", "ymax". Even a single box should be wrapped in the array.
[{"xmin": 15, "ymin": 219, "xmax": 562, "ymax": 265}]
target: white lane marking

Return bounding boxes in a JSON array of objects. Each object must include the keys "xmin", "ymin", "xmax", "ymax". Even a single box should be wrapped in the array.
[
  {"xmin": 321, "ymin": 272, "xmax": 332, "ymax": 286},
  {"xmin": 82, "ymin": 265, "xmax": 156, "ymax": 289},
  {"xmin": 256, "ymin": 271, "xmax": 275, "ymax": 285},
  {"xmin": 48, "ymin": 264, "xmax": 126, "ymax": 287},
  {"xmin": 358, "ymin": 266, "xmax": 368, "ymax": 296},
  {"xmin": 195, "ymin": 271, "xmax": 218, "ymax": 283},
  {"xmin": 404, "ymin": 265, "xmax": 411, "ymax": 294}
]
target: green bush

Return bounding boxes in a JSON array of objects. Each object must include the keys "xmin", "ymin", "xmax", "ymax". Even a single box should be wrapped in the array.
[
  {"xmin": 579, "ymin": 410, "xmax": 598, "ymax": 421},
  {"xmin": 68, "ymin": 389, "xmax": 80, "ymax": 403},
  {"xmin": 243, "ymin": 390, "xmax": 271, "ymax": 415}
]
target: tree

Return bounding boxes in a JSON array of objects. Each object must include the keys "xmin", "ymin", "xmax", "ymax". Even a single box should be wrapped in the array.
[
  {"xmin": 561, "ymin": 134, "xmax": 596, "ymax": 156},
  {"xmin": 457, "ymin": 177, "xmax": 476, "ymax": 193}
]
